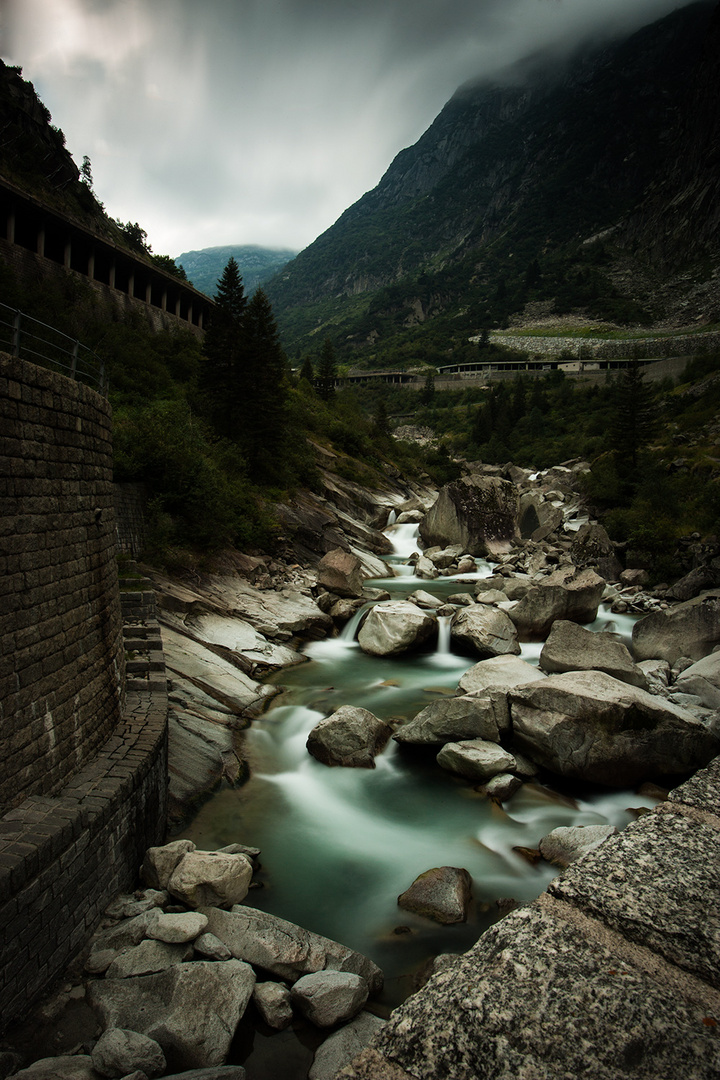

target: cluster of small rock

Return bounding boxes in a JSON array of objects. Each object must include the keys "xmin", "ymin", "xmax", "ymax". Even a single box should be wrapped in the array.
[{"xmin": 8, "ymin": 841, "xmax": 386, "ymax": 1080}]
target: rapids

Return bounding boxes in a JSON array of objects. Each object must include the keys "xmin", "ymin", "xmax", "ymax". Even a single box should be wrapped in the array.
[{"xmin": 181, "ymin": 524, "xmax": 656, "ymax": 1008}]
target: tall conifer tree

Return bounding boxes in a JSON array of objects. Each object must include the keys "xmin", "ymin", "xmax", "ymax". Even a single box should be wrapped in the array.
[
  {"xmin": 202, "ymin": 257, "xmax": 247, "ymax": 440},
  {"xmin": 242, "ymin": 288, "xmax": 288, "ymax": 480}
]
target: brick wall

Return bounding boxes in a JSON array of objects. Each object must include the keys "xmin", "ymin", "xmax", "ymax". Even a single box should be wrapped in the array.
[
  {"xmin": 0, "ymin": 355, "xmax": 168, "ymax": 1030},
  {"xmin": 0, "ymin": 352, "xmax": 124, "ymax": 813}
]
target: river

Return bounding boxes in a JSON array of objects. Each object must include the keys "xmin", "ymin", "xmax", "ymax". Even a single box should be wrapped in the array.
[{"xmin": 180, "ymin": 523, "xmax": 658, "ymax": 1071}]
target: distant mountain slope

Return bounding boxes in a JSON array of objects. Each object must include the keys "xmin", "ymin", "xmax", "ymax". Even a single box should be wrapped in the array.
[
  {"xmin": 266, "ymin": 0, "xmax": 719, "ymax": 361},
  {"xmin": 175, "ymin": 245, "xmax": 297, "ymax": 297}
]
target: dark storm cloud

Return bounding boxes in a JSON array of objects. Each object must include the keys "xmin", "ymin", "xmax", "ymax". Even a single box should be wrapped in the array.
[{"xmin": 1, "ymin": 0, "xmax": 699, "ymax": 254}]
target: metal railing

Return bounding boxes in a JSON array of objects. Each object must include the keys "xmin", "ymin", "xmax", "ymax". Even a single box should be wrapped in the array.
[{"xmin": 0, "ymin": 303, "xmax": 107, "ymax": 394}]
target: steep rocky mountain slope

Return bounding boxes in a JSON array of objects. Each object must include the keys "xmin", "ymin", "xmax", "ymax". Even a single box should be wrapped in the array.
[{"xmin": 266, "ymin": 0, "xmax": 719, "ymax": 360}]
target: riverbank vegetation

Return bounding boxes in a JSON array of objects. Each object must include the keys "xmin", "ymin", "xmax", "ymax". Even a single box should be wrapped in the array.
[{"xmin": 2, "ymin": 255, "xmax": 718, "ymax": 575}]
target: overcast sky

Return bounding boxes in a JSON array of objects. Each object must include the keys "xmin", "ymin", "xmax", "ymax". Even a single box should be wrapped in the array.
[{"xmin": 0, "ymin": 0, "xmax": 696, "ymax": 259}]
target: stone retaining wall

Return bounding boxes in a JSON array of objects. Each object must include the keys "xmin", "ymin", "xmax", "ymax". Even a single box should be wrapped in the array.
[
  {"xmin": 0, "ymin": 589, "xmax": 168, "ymax": 1031},
  {"xmin": 490, "ymin": 329, "xmax": 720, "ymax": 360},
  {"xmin": 0, "ymin": 355, "xmax": 168, "ymax": 1031},
  {"xmin": 0, "ymin": 352, "xmax": 124, "ymax": 813}
]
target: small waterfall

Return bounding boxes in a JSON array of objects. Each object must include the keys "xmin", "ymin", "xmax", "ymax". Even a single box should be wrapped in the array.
[
  {"xmin": 386, "ymin": 508, "xmax": 397, "ymax": 526},
  {"xmin": 339, "ymin": 602, "xmax": 372, "ymax": 642},
  {"xmin": 436, "ymin": 614, "xmax": 452, "ymax": 655},
  {"xmin": 383, "ymin": 522, "xmax": 421, "ymax": 559}
]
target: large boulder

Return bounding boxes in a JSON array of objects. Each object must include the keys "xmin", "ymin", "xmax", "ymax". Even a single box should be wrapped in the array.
[
  {"xmin": 141, "ymin": 840, "xmax": 197, "ymax": 890},
  {"xmin": 539, "ymin": 620, "xmax": 647, "ymax": 688},
  {"xmin": 317, "ymin": 549, "xmax": 365, "ymax": 598},
  {"xmin": 570, "ymin": 522, "xmax": 623, "ymax": 581},
  {"xmin": 397, "ymin": 866, "xmax": 473, "ymax": 924},
  {"xmin": 167, "ymin": 850, "xmax": 254, "ymax": 909},
  {"xmin": 357, "ymin": 601, "xmax": 435, "ymax": 657},
  {"xmin": 393, "ymin": 696, "xmax": 504, "ymax": 745},
  {"xmin": 450, "ymin": 606, "xmax": 521, "ymax": 658},
  {"xmin": 290, "ymin": 971, "xmax": 369, "ymax": 1028},
  {"xmin": 632, "ymin": 591, "xmax": 720, "ymax": 663},
  {"xmin": 508, "ymin": 568, "xmax": 606, "ymax": 640},
  {"xmin": 518, "ymin": 494, "xmax": 563, "ymax": 542},
  {"xmin": 666, "ymin": 565, "xmax": 720, "ymax": 602},
  {"xmin": 675, "ymin": 652, "xmax": 720, "ymax": 692},
  {"xmin": 509, "ymin": 670, "xmax": 720, "ymax": 786},
  {"xmin": 306, "ymin": 706, "xmax": 392, "ymax": 768},
  {"xmin": 436, "ymin": 740, "xmax": 516, "ymax": 782},
  {"xmin": 200, "ymin": 906, "xmax": 383, "ymax": 992},
  {"xmin": 87, "ymin": 959, "xmax": 256, "ymax": 1072},
  {"xmin": 419, "ymin": 475, "xmax": 519, "ymax": 556}
]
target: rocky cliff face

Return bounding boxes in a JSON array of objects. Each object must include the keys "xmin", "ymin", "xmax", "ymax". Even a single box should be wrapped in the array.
[{"xmin": 268, "ymin": 0, "xmax": 719, "ymax": 347}]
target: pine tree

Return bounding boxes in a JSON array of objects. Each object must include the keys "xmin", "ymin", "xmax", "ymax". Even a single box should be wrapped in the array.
[
  {"xmin": 201, "ymin": 257, "xmax": 247, "ymax": 440},
  {"xmin": 242, "ymin": 288, "xmax": 288, "ymax": 480},
  {"xmin": 612, "ymin": 360, "xmax": 656, "ymax": 476},
  {"xmin": 419, "ymin": 371, "xmax": 435, "ymax": 405},
  {"xmin": 299, "ymin": 355, "xmax": 314, "ymax": 385},
  {"xmin": 316, "ymin": 338, "xmax": 337, "ymax": 401}
]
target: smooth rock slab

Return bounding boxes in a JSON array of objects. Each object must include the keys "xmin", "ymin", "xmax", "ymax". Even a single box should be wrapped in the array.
[
  {"xmin": 193, "ymin": 932, "xmax": 232, "ymax": 961},
  {"xmin": 91, "ymin": 1027, "xmax": 166, "ymax": 1078},
  {"xmin": 87, "ymin": 959, "xmax": 256, "ymax": 1071},
  {"xmin": 397, "ymin": 866, "xmax": 472, "ymax": 924},
  {"xmin": 539, "ymin": 824, "xmax": 618, "ymax": 867},
  {"xmin": 341, "ymin": 900, "xmax": 720, "ymax": 1080},
  {"xmin": 162, "ymin": 1070, "xmax": 247, "ymax": 1079},
  {"xmin": 436, "ymin": 740, "xmax": 516, "ymax": 783},
  {"xmin": 508, "ymin": 568, "xmax": 606, "ymax": 640},
  {"xmin": 309, "ymin": 1011, "xmax": 386, "ymax": 1080},
  {"xmin": 290, "ymin": 971, "xmax": 369, "ymax": 1027},
  {"xmin": 548, "ymin": 805, "xmax": 720, "ymax": 989},
  {"xmin": 307, "ymin": 706, "xmax": 392, "ymax": 768},
  {"xmin": 200, "ymin": 906, "xmax": 383, "ymax": 992}
]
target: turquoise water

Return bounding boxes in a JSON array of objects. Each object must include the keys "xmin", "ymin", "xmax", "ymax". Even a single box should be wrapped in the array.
[{"xmin": 181, "ymin": 526, "xmax": 654, "ymax": 1005}]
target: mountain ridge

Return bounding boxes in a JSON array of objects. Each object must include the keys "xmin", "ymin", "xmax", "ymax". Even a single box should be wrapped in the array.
[
  {"xmin": 266, "ymin": 0, "xmax": 719, "ymax": 361},
  {"xmin": 175, "ymin": 244, "xmax": 297, "ymax": 298}
]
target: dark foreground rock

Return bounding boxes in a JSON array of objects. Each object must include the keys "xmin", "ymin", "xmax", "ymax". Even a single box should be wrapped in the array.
[{"xmin": 339, "ymin": 758, "xmax": 720, "ymax": 1080}]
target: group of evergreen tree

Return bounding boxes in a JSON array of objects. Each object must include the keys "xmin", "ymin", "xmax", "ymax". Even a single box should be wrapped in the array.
[
  {"xmin": 296, "ymin": 337, "xmax": 338, "ymax": 401},
  {"xmin": 201, "ymin": 257, "xmax": 289, "ymax": 483}
]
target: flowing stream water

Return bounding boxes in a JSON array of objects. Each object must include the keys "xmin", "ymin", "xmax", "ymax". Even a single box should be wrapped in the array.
[{"xmin": 181, "ymin": 523, "xmax": 657, "ymax": 1017}]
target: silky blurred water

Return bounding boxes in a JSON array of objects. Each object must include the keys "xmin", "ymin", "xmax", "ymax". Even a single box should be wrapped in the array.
[{"xmin": 181, "ymin": 527, "xmax": 653, "ymax": 1004}]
